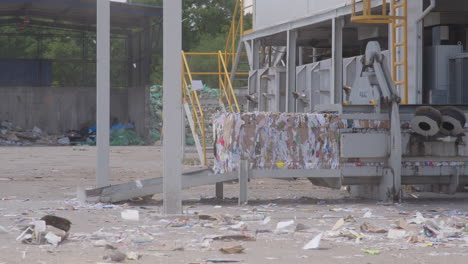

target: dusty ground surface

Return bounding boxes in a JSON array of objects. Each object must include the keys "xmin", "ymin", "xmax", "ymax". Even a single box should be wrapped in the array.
[{"xmin": 1, "ymin": 146, "xmax": 468, "ymax": 264}]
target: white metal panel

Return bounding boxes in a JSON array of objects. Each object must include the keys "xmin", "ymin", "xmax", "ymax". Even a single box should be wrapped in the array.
[
  {"xmin": 254, "ymin": 0, "xmax": 352, "ymax": 30},
  {"xmin": 341, "ymin": 133, "xmax": 389, "ymax": 158}
]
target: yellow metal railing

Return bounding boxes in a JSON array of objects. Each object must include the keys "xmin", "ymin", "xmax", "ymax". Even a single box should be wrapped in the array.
[
  {"xmin": 182, "ymin": 51, "xmax": 207, "ymax": 166},
  {"xmin": 351, "ymin": 0, "xmax": 408, "ymax": 104},
  {"xmin": 180, "ymin": 0, "xmax": 253, "ymax": 164},
  {"xmin": 182, "ymin": 52, "xmax": 245, "ymax": 112}
]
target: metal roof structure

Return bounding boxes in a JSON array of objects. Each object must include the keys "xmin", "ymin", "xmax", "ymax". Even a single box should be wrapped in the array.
[{"xmin": 0, "ymin": 0, "xmax": 162, "ymax": 29}]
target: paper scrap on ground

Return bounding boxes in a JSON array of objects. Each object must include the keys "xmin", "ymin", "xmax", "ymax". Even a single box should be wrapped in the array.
[{"xmin": 303, "ymin": 233, "xmax": 323, "ymax": 250}]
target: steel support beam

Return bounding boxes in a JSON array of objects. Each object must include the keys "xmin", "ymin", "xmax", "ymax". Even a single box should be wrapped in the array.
[
  {"xmin": 238, "ymin": 160, "xmax": 249, "ymax": 205},
  {"xmin": 286, "ymin": 30, "xmax": 297, "ymax": 112},
  {"xmin": 163, "ymin": 0, "xmax": 183, "ymax": 215},
  {"xmin": 96, "ymin": 0, "xmax": 110, "ymax": 188},
  {"xmin": 380, "ymin": 102, "xmax": 402, "ymax": 201},
  {"xmin": 331, "ymin": 17, "xmax": 344, "ymax": 105},
  {"xmin": 252, "ymin": 39, "xmax": 261, "ymax": 70}
]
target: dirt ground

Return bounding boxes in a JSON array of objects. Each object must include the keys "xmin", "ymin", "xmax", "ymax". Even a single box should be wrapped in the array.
[{"xmin": 1, "ymin": 146, "xmax": 468, "ymax": 264}]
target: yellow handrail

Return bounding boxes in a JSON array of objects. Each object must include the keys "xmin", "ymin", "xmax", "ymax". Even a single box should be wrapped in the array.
[
  {"xmin": 219, "ymin": 51, "xmax": 240, "ymax": 112},
  {"xmin": 351, "ymin": 0, "xmax": 408, "ymax": 104},
  {"xmin": 181, "ymin": 51, "xmax": 207, "ymax": 166}
]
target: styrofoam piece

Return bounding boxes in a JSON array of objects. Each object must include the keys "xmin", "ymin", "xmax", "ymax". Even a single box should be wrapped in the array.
[{"xmin": 121, "ymin": 210, "xmax": 140, "ymax": 221}]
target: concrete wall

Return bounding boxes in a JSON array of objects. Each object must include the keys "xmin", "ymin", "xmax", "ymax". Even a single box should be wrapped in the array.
[
  {"xmin": 254, "ymin": 0, "xmax": 351, "ymax": 30},
  {"xmin": 0, "ymin": 86, "xmax": 130, "ymax": 134}
]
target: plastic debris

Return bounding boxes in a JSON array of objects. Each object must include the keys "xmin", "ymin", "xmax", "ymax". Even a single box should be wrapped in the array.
[
  {"xmin": 361, "ymin": 249, "xmax": 381, "ymax": 255},
  {"xmin": 303, "ymin": 233, "xmax": 323, "ymax": 250},
  {"xmin": 206, "ymin": 259, "xmax": 241, "ymax": 263},
  {"xmin": 121, "ymin": 210, "xmax": 140, "ymax": 221},
  {"xmin": 219, "ymin": 245, "xmax": 245, "ymax": 254},
  {"xmin": 41, "ymin": 215, "xmax": 71, "ymax": 232}
]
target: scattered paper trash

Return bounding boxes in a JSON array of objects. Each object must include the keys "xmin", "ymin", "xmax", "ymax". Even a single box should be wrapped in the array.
[
  {"xmin": 261, "ymin": 216, "xmax": 271, "ymax": 225},
  {"xmin": 276, "ymin": 220, "xmax": 294, "ymax": 232},
  {"xmin": 395, "ymin": 218, "xmax": 409, "ymax": 230},
  {"xmin": 238, "ymin": 214, "xmax": 265, "ymax": 221},
  {"xmin": 363, "ymin": 211, "xmax": 372, "ymax": 218},
  {"xmin": 332, "ymin": 218, "xmax": 345, "ymax": 231},
  {"xmin": 303, "ymin": 233, "xmax": 323, "ymax": 250},
  {"xmin": 17, "ymin": 216, "xmax": 71, "ymax": 246},
  {"xmin": 228, "ymin": 222, "xmax": 248, "ymax": 231},
  {"xmin": 410, "ymin": 212, "xmax": 426, "ymax": 225},
  {"xmin": 126, "ymin": 252, "xmax": 141, "ymax": 260},
  {"xmin": 340, "ymin": 230, "xmax": 363, "ymax": 240},
  {"xmin": 360, "ymin": 222, "xmax": 387, "ymax": 233},
  {"xmin": 121, "ymin": 210, "xmax": 140, "ymax": 221},
  {"xmin": 44, "ymin": 232, "xmax": 62, "ymax": 247},
  {"xmin": 387, "ymin": 228, "xmax": 407, "ymax": 239}
]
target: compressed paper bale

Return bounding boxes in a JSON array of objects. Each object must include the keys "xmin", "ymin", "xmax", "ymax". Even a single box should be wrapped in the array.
[{"xmin": 213, "ymin": 112, "xmax": 343, "ymax": 173}]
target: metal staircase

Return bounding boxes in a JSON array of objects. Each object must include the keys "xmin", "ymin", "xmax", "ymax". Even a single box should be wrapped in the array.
[{"xmin": 181, "ymin": 0, "xmax": 253, "ymax": 166}]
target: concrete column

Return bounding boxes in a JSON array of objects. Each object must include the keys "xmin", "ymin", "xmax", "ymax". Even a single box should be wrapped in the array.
[
  {"xmin": 286, "ymin": 30, "xmax": 297, "ymax": 112},
  {"xmin": 96, "ymin": 0, "xmax": 110, "ymax": 188},
  {"xmin": 163, "ymin": 0, "xmax": 183, "ymax": 215},
  {"xmin": 331, "ymin": 17, "xmax": 344, "ymax": 105}
]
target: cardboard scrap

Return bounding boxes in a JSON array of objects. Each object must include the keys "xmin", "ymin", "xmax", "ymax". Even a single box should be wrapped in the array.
[
  {"xmin": 213, "ymin": 234, "xmax": 256, "ymax": 242},
  {"xmin": 332, "ymin": 219, "xmax": 345, "ymax": 231},
  {"xmin": 219, "ymin": 245, "xmax": 245, "ymax": 254},
  {"xmin": 360, "ymin": 222, "xmax": 387, "ymax": 233}
]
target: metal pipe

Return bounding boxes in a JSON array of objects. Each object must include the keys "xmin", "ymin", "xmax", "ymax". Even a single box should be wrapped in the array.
[
  {"xmin": 416, "ymin": 0, "xmax": 435, "ymax": 23},
  {"xmin": 415, "ymin": 0, "xmax": 436, "ymax": 103}
]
